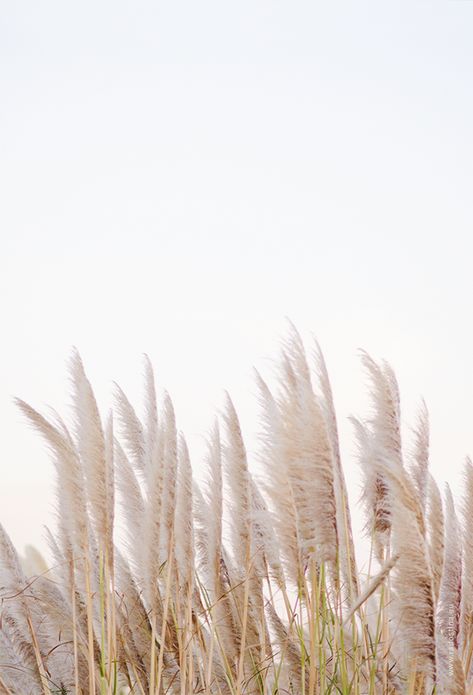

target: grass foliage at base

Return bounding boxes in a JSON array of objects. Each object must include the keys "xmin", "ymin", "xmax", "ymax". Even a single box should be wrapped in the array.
[{"xmin": 0, "ymin": 330, "xmax": 470, "ymax": 694}]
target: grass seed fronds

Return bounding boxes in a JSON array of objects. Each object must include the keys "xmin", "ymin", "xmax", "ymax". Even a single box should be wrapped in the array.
[{"xmin": 0, "ymin": 330, "xmax": 470, "ymax": 694}]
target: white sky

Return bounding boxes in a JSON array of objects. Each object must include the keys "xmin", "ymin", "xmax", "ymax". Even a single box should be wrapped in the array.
[{"xmin": 1, "ymin": 1, "xmax": 473, "ymax": 558}]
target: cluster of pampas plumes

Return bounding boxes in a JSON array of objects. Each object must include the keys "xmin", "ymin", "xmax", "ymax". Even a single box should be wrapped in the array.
[{"xmin": 0, "ymin": 329, "xmax": 471, "ymax": 694}]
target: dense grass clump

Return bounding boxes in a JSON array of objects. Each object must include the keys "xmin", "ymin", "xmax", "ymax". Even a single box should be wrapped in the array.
[{"xmin": 0, "ymin": 329, "xmax": 470, "ymax": 694}]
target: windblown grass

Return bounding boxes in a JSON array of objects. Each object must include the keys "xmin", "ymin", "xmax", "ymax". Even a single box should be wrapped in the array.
[{"xmin": 0, "ymin": 329, "xmax": 470, "ymax": 694}]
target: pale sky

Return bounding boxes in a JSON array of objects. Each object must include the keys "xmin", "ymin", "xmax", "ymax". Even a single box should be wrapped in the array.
[{"xmin": 1, "ymin": 1, "xmax": 473, "ymax": 556}]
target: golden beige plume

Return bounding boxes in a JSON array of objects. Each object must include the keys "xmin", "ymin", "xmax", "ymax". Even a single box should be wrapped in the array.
[
  {"xmin": 113, "ymin": 382, "xmax": 145, "ymax": 472},
  {"xmin": 255, "ymin": 370, "xmax": 301, "ymax": 584},
  {"xmin": 410, "ymin": 399, "xmax": 430, "ymax": 517},
  {"xmin": 436, "ymin": 632, "xmax": 466, "ymax": 694},
  {"xmin": 388, "ymin": 466, "xmax": 436, "ymax": 681},
  {"xmin": 222, "ymin": 393, "xmax": 252, "ymax": 570},
  {"xmin": 15, "ymin": 398, "xmax": 89, "ymax": 569},
  {"xmin": 158, "ymin": 392, "xmax": 178, "ymax": 567},
  {"xmin": 0, "ymin": 524, "xmax": 52, "ymax": 695},
  {"xmin": 350, "ymin": 416, "xmax": 391, "ymax": 561},
  {"xmin": 461, "ymin": 457, "xmax": 473, "ymax": 653},
  {"xmin": 427, "ymin": 473, "xmax": 444, "ymax": 604},
  {"xmin": 313, "ymin": 338, "xmax": 359, "ymax": 599},
  {"xmin": 143, "ymin": 353, "xmax": 159, "ymax": 475},
  {"xmin": 437, "ymin": 485, "xmax": 462, "ymax": 655},
  {"xmin": 278, "ymin": 330, "xmax": 338, "ymax": 569},
  {"xmin": 360, "ymin": 351, "xmax": 402, "ymax": 468},
  {"xmin": 141, "ymin": 400, "xmax": 165, "ymax": 612},
  {"xmin": 249, "ymin": 472, "xmax": 284, "ymax": 587},
  {"xmin": 70, "ymin": 349, "xmax": 114, "ymax": 563},
  {"xmin": 114, "ymin": 439, "xmax": 145, "ymax": 577},
  {"xmin": 203, "ymin": 420, "xmax": 223, "ymax": 598},
  {"xmin": 174, "ymin": 433, "xmax": 194, "ymax": 590}
]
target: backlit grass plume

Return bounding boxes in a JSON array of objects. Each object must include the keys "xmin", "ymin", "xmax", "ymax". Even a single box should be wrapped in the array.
[{"xmin": 1, "ymin": 329, "xmax": 470, "ymax": 694}]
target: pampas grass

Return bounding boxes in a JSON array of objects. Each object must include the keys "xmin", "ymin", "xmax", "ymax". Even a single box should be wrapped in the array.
[{"xmin": 1, "ymin": 329, "xmax": 471, "ymax": 694}]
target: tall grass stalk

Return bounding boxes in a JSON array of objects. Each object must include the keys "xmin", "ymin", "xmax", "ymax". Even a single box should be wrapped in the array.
[{"xmin": 0, "ymin": 331, "xmax": 469, "ymax": 693}]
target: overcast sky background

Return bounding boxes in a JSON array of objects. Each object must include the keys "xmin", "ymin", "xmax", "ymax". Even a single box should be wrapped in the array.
[{"xmin": 1, "ymin": 1, "xmax": 473, "ymax": 559}]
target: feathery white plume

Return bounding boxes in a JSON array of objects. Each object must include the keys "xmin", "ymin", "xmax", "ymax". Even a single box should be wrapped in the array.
[
  {"xmin": 159, "ymin": 392, "xmax": 178, "ymax": 566},
  {"xmin": 461, "ymin": 457, "xmax": 473, "ymax": 651},
  {"xmin": 427, "ymin": 473, "xmax": 444, "ymax": 604},
  {"xmin": 255, "ymin": 370, "xmax": 300, "ymax": 584},
  {"xmin": 437, "ymin": 485, "xmax": 462, "ymax": 650},
  {"xmin": 279, "ymin": 329, "xmax": 338, "ymax": 568},
  {"xmin": 313, "ymin": 339, "xmax": 359, "ymax": 598},
  {"xmin": 70, "ymin": 349, "xmax": 113, "ymax": 559},
  {"xmin": 389, "ymin": 468, "xmax": 436, "ymax": 680},
  {"xmin": 15, "ymin": 399, "xmax": 89, "ymax": 567},
  {"xmin": 361, "ymin": 351, "xmax": 402, "ymax": 467},
  {"xmin": 114, "ymin": 382, "xmax": 145, "ymax": 472},
  {"xmin": 203, "ymin": 421, "xmax": 223, "ymax": 596},
  {"xmin": 174, "ymin": 434, "xmax": 194, "ymax": 589},
  {"xmin": 222, "ymin": 393, "xmax": 252, "ymax": 569},
  {"xmin": 410, "ymin": 400, "xmax": 430, "ymax": 517}
]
